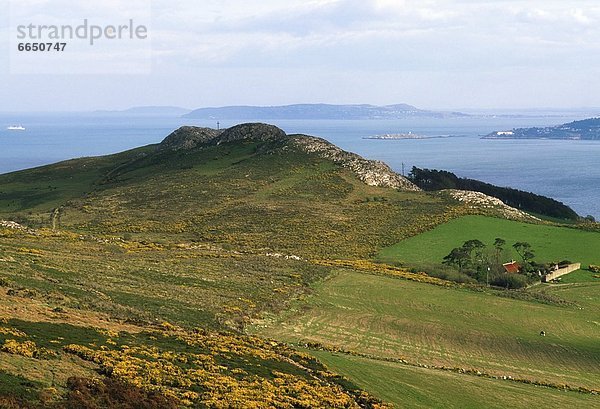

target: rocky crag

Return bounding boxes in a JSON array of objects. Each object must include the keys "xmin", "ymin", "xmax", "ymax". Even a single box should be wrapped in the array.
[
  {"xmin": 159, "ymin": 123, "xmax": 420, "ymax": 191},
  {"xmin": 159, "ymin": 123, "xmax": 548, "ymax": 218}
]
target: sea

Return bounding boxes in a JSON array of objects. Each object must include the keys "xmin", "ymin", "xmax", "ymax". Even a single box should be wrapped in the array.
[{"xmin": 1, "ymin": 112, "xmax": 599, "ymax": 219}]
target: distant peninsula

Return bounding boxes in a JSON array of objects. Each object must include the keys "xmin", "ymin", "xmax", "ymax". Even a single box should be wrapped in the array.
[
  {"xmin": 484, "ymin": 117, "xmax": 600, "ymax": 140},
  {"xmin": 183, "ymin": 103, "xmax": 470, "ymax": 120}
]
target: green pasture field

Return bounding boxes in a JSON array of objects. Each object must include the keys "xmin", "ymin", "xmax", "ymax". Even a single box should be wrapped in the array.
[
  {"xmin": 377, "ymin": 215, "xmax": 600, "ymax": 278},
  {"xmin": 312, "ymin": 351, "xmax": 599, "ymax": 409},
  {"xmin": 257, "ymin": 269, "xmax": 600, "ymax": 391}
]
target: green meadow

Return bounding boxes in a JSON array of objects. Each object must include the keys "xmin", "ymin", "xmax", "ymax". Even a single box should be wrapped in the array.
[
  {"xmin": 257, "ymin": 269, "xmax": 600, "ymax": 391},
  {"xmin": 254, "ymin": 211, "xmax": 600, "ymax": 407},
  {"xmin": 377, "ymin": 215, "xmax": 600, "ymax": 273}
]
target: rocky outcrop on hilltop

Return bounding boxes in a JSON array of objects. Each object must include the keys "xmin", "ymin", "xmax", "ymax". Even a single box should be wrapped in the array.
[
  {"xmin": 158, "ymin": 126, "xmax": 220, "ymax": 151},
  {"xmin": 158, "ymin": 123, "xmax": 419, "ymax": 191},
  {"xmin": 443, "ymin": 190, "xmax": 540, "ymax": 222},
  {"xmin": 158, "ymin": 123, "xmax": 287, "ymax": 151},
  {"xmin": 289, "ymin": 135, "xmax": 420, "ymax": 191},
  {"xmin": 217, "ymin": 123, "xmax": 286, "ymax": 144}
]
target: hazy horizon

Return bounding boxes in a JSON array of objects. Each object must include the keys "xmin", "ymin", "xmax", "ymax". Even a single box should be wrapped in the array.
[{"xmin": 1, "ymin": 104, "xmax": 600, "ymax": 116}]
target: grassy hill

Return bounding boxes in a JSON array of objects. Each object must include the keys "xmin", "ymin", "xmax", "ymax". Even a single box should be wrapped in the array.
[
  {"xmin": 0, "ymin": 123, "xmax": 598, "ymax": 407},
  {"xmin": 1, "ymin": 124, "xmax": 451, "ymax": 260},
  {"xmin": 0, "ymin": 123, "xmax": 452, "ymax": 407}
]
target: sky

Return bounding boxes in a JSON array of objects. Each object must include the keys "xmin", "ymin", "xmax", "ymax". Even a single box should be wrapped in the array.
[{"xmin": 1, "ymin": 0, "xmax": 600, "ymax": 112}]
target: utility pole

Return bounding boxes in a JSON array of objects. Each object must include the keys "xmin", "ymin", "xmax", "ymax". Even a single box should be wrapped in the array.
[{"xmin": 402, "ymin": 162, "xmax": 405, "ymax": 176}]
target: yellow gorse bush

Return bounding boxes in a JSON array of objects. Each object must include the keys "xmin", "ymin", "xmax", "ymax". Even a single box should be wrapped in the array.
[
  {"xmin": 1, "ymin": 339, "xmax": 40, "ymax": 358},
  {"xmin": 63, "ymin": 323, "xmax": 390, "ymax": 408},
  {"xmin": 313, "ymin": 259, "xmax": 456, "ymax": 287}
]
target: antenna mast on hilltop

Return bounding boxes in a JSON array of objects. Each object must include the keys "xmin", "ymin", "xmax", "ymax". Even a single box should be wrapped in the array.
[{"xmin": 217, "ymin": 121, "xmax": 220, "ymax": 130}]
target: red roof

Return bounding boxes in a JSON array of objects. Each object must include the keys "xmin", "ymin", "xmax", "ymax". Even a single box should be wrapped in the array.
[{"xmin": 503, "ymin": 261, "xmax": 520, "ymax": 274}]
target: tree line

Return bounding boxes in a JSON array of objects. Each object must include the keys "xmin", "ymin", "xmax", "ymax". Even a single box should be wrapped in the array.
[{"xmin": 408, "ymin": 167, "xmax": 579, "ymax": 220}]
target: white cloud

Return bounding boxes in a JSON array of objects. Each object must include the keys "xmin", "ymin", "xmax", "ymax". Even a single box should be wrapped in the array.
[
  {"xmin": 570, "ymin": 8, "xmax": 592, "ymax": 25},
  {"xmin": 3, "ymin": 0, "xmax": 600, "ymax": 110}
]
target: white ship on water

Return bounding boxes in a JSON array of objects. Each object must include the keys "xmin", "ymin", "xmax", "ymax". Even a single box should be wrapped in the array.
[{"xmin": 6, "ymin": 125, "xmax": 26, "ymax": 131}]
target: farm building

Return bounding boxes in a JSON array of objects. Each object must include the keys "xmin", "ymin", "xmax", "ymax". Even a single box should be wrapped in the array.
[{"xmin": 502, "ymin": 261, "xmax": 521, "ymax": 274}]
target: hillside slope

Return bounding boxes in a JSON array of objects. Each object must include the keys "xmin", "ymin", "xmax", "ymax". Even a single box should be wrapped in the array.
[
  {"xmin": 0, "ymin": 123, "xmax": 435, "ymax": 407},
  {"xmin": 2, "ymin": 123, "xmax": 594, "ymax": 408},
  {"xmin": 1, "ymin": 123, "xmax": 452, "ymax": 261}
]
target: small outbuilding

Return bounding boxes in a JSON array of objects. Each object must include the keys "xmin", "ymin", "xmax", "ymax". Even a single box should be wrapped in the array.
[{"xmin": 502, "ymin": 261, "xmax": 521, "ymax": 274}]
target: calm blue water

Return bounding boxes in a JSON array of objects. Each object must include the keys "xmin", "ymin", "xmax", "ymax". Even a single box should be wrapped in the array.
[{"xmin": 0, "ymin": 113, "xmax": 598, "ymax": 219}]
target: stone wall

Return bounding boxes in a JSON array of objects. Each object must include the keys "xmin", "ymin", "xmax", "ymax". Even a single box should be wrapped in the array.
[{"xmin": 543, "ymin": 263, "xmax": 581, "ymax": 282}]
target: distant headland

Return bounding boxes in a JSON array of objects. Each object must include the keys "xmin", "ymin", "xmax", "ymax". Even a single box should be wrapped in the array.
[
  {"xmin": 484, "ymin": 117, "xmax": 600, "ymax": 140},
  {"xmin": 183, "ymin": 103, "xmax": 470, "ymax": 120}
]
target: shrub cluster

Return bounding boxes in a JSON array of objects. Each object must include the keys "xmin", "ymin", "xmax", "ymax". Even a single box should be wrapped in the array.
[
  {"xmin": 1, "ymin": 339, "xmax": 40, "ymax": 358},
  {"xmin": 64, "ymin": 377, "xmax": 179, "ymax": 409},
  {"xmin": 63, "ymin": 323, "xmax": 389, "ymax": 408}
]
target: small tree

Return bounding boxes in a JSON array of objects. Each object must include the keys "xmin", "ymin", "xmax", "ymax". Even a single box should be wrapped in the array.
[
  {"xmin": 513, "ymin": 241, "xmax": 536, "ymax": 273},
  {"xmin": 492, "ymin": 238, "xmax": 506, "ymax": 272},
  {"xmin": 463, "ymin": 239, "xmax": 486, "ymax": 254},
  {"xmin": 443, "ymin": 239, "xmax": 487, "ymax": 275},
  {"xmin": 443, "ymin": 247, "xmax": 470, "ymax": 272},
  {"xmin": 493, "ymin": 237, "xmax": 506, "ymax": 249},
  {"xmin": 513, "ymin": 242, "xmax": 534, "ymax": 262}
]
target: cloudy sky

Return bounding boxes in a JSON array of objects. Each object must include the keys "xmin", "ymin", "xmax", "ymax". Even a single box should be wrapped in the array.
[{"xmin": 1, "ymin": 0, "xmax": 600, "ymax": 111}]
